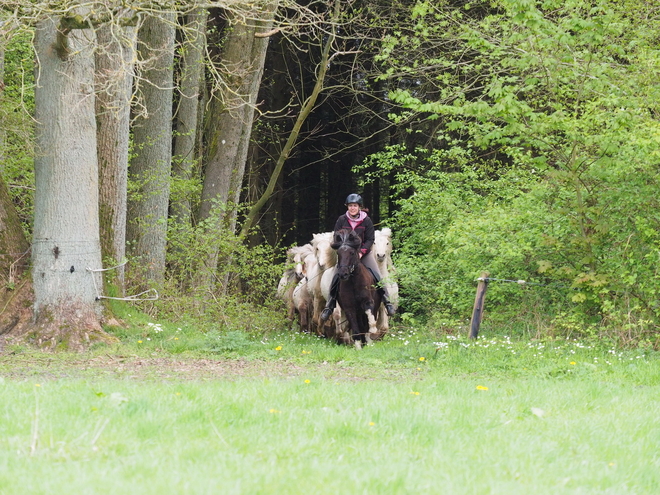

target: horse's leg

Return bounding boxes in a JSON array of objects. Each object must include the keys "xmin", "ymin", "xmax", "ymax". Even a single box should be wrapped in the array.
[
  {"xmin": 347, "ymin": 314, "xmax": 361, "ymax": 345},
  {"xmin": 324, "ymin": 306, "xmax": 342, "ymax": 343},
  {"xmin": 376, "ymin": 306, "xmax": 389, "ymax": 339},
  {"xmin": 365, "ymin": 308, "xmax": 378, "ymax": 338},
  {"xmin": 359, "ymin": 295, "xmax": 379, "ymax": 342},
  {"xmin": 299, "ymin": 302, "xmax": 309, "ymax": 333},
  {"xmin": 342, "ymin": 306, "xmax": 361, "ymax": 346},
  {"xmin": 336, "ymin": 305, "xmax": 351, "ymax": 345},
  {"xmin": 312, "ymin": 295, "xmax": 326, "ymax": 337}
]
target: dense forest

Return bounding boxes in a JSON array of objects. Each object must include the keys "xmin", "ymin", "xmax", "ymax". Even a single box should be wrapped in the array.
[{"xmin": 0, "ymin": 0, "xmax": 659, "ymax": 347}]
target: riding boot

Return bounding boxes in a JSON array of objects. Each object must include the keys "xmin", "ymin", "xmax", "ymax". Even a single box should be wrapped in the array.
[
  {"xmin": 378, "ymin": 287, "xmax": 397, "ymax": 317},
  {"xmin": 321, "ymin": 274, "xmax": 340, "ymax": 321},
  {"xmin": 370, "ymin": 269, "xmax": 396, "ymax": 317}
]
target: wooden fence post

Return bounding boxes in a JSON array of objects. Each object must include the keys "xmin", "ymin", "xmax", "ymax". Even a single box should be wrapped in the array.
[{"xmin": 469, "ymin": 271, "xmax": 490, "ymax": 339}]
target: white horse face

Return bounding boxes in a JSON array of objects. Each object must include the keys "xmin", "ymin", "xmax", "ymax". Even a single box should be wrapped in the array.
[
  {"xmin": 302, "ymin": 252, "xmax": 318, "ymax": 278},
  {"xmin": 289, "ymin": 244, "xmax": 313, "ymax": 278},
  {"xmin": 293, "ymin": 251, "xmax": 305, "ymax": 277},
  {"xmin": 312, "ymin": 232, "xmax": 336, "ymax": 270},
  {"xmin": 373, "ymin": 228, "xmax": 392, "ymax": 263},
  {"xmin": 315, "ymin": 239, "xmax": 337, "ymax": 270}
]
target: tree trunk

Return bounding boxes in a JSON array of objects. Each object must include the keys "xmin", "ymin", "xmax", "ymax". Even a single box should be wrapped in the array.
[
  {"xmin": 197, "ymin": 3, "xmax": 277, "ymax": 288},
  {"xmin": 126, "ymin": 12, "xmax": 176, "ymax": 285},
  {"xmin": 0, "ymin": 173, "xmax": 29, "ymax": 279},
  {"xmin": 31, "ymin": 16, "xmax": 110, "ymax": 349},
  {"xmin": 0, "ymin": 46, "xmax": 5, "ymax": 175},
  {"xmin": 169, "ymin": 9, "xmax": 208, "ymax": 285},
  {"xmin": 0, "ymin": 51, "xmax": 25, "ymax": 273},
  {"xmin": 0, "ymin": 174, "xmax": 32, "ymax": 340},
  {"xmin": 171, "ymin": 8, "xmax": 207, "ymax": 228},
  {"xmin": 95, "ymin": 22, "xmax": 137, "ymax": 295}
]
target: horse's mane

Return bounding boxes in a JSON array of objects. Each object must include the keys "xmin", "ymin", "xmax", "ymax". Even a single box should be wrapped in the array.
[
  {"xmin": 287, "ymin": 243, "xmax": 314, "ymax": 261},
  {"xmin": 331, "ymin": 229, "xmax": 361, "ymax": 250}
]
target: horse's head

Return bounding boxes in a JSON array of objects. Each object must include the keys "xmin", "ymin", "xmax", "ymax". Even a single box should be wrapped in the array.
[
  {"xmin": 302, "ymin": 252, "xmax": 317, "ymax": 279},
  {"xmin": 334, "ymin": 230, "xmax": 362, "ymax": 280},
  {"xmin": 373, "ymin": 228, "xmax": 392, "ymax": 263},
  {"xmin": 290, "ymin": 244, "xmax": 313, "ymax": 279},
  {"xmin": 312, "ymin": 232, "xmax": 336, "ymax": 270},
  {"xmin": 331, "ymin": 229, "xmax": 361, "ymax": 250}
]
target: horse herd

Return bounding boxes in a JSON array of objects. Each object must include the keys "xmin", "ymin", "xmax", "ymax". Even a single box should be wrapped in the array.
[{"xmin": 277, "ymin": 228, "xmax": 399, "ymax": 348}]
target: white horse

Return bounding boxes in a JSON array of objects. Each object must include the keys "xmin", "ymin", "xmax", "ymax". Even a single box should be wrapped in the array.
[
  {"xmin": 306, "ymin": 232, "xmax": 336, "ymax": 334},
  {"xmin": 292, "ymin": 257, "xmax": 315, "ymax": 333},
  {"xmin": 277, "ymin": 244, "xmax": 313, "ymax": 322},
  {"xmin": 313, "ymin": 231, "xmax": 337, "ymax": 271},
  {"xmin": 373, "ymin": 228, "xmax": 399, "ymax": 337},
  {"xmin": 320, "ymin": 265, "xmax": 351, "ymax": 344}
]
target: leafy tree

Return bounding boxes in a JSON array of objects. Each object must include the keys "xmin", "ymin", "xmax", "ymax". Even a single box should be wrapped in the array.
[{"xmin": 367, "ymin": 0, "xmax": 660, "ymax": 336}]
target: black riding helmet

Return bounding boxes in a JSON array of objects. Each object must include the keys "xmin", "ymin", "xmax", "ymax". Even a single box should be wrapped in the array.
[{"xmin": 345, "ymin": 193, "xmax": 363, "ymax": 206}]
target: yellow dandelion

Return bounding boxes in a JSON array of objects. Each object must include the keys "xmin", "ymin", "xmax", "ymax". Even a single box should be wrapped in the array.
[
  {"xmin": 174, "ymin": 337, "xmax": 179, "ymax": 340},
  {"xmin": 275, "ymin": 346, "xmax": 282, "ymax": 351},
  {"xmin": 410, "ymin": 391, "xmax": 420, "ymax": 396},
  {"xmin": 476, "ymin": 385, "xmax": 489, "ymax": 391},
  {"xmin": 369, "ymin": 422, "xmax": 375, "ymax": 426},
  {"xmin": 304, "ymin": 379, "xmax": 311, "ymax": 384},
  {"xmin": 419, "ymin": 357, "xmax": 425, "ymax": 361},
  {"xmin": 137, "ymin": 340, "xmax": 143, "ymax": 344},
  {"xmin": 35, "ymin": 384, "xmax": 41, "ymax": 387},
  {"xmin": 269, "ymin": 408, "xmax": 280, "ymax": 414},
  {"xmin": 570, "ymin": 361, "xmax": 576, "ymax": 365}
]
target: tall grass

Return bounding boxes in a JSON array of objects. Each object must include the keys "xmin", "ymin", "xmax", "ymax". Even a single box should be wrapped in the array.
[{"xmin": 1, "ymin": 328, "xmax": 659, "ymax": 494}]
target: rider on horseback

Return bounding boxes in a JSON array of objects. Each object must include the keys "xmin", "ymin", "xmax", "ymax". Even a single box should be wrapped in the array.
[{"xmin": 320, "ymin": 193, "xmax": 396, "ymax": 322}]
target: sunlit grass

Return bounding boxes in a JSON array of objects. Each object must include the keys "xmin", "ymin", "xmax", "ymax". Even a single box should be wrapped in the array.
[
  {"xmin": 1, "ymin": 364, "xmax": 659, "ymax": 494},
  {"xmin": 2, "ymin": 316, "xmax": 659, "ymax": 494}
]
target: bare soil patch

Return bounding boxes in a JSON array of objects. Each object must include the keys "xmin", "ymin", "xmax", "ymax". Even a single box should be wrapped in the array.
[{"xmin": 0, "ymin": 353, "xmax": 419, "ymax": 382}]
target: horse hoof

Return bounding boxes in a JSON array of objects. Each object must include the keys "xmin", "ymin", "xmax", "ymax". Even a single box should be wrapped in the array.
[{"xmin": 354, "ymin": 341, "xmax": 362, "ymax": 350}]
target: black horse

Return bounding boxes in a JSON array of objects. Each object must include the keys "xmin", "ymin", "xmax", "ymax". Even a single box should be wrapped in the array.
[{"xmin": 330, "ymin": 229, "xmax": 382, "ymax": 346}]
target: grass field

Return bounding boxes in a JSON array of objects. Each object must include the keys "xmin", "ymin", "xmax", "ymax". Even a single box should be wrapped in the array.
[{"xmin": 1, "ymin": 325, "xmax": 659, "ymax": 494}]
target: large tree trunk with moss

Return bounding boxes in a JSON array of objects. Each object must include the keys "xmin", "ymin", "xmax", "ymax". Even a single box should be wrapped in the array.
[
  {"xmin": 95, "ymin": 22, "xmax": 137, "ymax": 295},
  {"xmin": 169, "ymin": 9, "xmax": 208, "ymax": 284},
  {"xmin": 197, "ymin": 3, "xmax": 277, "ymax": 289},
  {"xmin": 126, "ymin": 12, "xmax": 175, "ymax": 286},
  {"xmin": 171, "ymin": 8, "xmax": 207, "ymax": 229},
  {"xmin": 31, "ymin": 16, "xmax": 112, "ymax": 349}
]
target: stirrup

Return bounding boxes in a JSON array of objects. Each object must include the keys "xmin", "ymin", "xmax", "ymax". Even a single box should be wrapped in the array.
[
  {"xmin": 320, "ymin": 307, "xmax": 333, "ymax": 321},
  {"xmin": 385, "ymin": 303, "xmax": 396, "ymax": 317}
]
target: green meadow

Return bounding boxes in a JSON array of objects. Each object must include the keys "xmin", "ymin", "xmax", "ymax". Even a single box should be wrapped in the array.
[{"xmin": 1, "ymin": 327, "xmax": 659, "ymax": 495}]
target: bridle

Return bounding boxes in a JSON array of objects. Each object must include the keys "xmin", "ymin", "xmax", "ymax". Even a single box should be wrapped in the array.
[
  {"xmin": 336, "ymin": 245, "xmax": 359, "ymax": 275},
  {"xmin": 336, "ymin": 262, "xmax": 356, "ymax": 274}
]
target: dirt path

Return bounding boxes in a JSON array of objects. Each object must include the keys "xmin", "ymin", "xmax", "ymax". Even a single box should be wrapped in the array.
[{"xmin": 0, "ymin": 353, "xmax": 420, "ymax": 382}]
